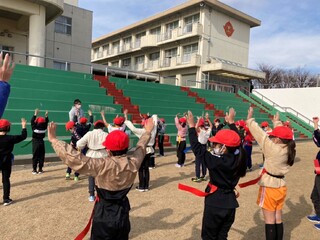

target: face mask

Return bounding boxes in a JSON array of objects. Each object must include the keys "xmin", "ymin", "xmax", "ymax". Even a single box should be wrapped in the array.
[
  {"xmin": 76, "ymin": 104, "xmax": 81, "ymax": 109},
  {"xmin": 213, "ymin": 144, "xmax": 225, "ymax": 155}
]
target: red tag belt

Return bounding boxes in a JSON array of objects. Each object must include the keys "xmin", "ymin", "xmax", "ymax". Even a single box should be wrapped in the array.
[
  {"xmin": 315, "ymin": 159, "xmax": 320, "ymax": 174},
  {"xmin": 178, "ymin": 182, "xmax": 218, "ymax": 197},
  {"xmin": 74, "ymin": 196, "xmax": 99, "ymax": 240}
]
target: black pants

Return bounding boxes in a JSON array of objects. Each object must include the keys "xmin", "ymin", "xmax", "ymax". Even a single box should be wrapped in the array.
[
  {"xmin": 89, "ymin": 176, "xmax": 95, "ymax": 196},
  {"xmin": 149, "ymin": 145, "xmax": 155, "ymax": 168},
  {"xmin": 311, "ymin": 175, "xmax": 320, "ymax": 216},
  {"xmin": 32, "ymin": 139, "xmax": 45, "ymax": 171},
  {"xmin": 91, "ymin": 198, "xmax": 131, "ymax": 240},
  {"xmin": 0, "ymin": 155, "xmax": 12, "ymax": 201},
  {"xmin": 202, "ymin": 205, "xmax": 236, "ymax": 240},
  {"xmin": 158, "ymin": 135, "xmax": 164, "ymax": 156},
  {"xmin": 176, "ymin": 141, "xmax": 186, "ymax": 165},
  {"xmin": 138, "ymin": 153, "xmax": 151, "ymax": 189},
  {"xmin": 195, "ymin": 154, "xmax": 207, "ymax": 178}
]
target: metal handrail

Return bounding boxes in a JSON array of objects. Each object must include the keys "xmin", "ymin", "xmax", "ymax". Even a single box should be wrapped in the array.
[
  {"xmin": 2, "ymin": 49, "xmax": 92, "ymax": 72},
  {"xmin": 252, "ymin": 90, "xmax": 314, "ymax": 126}
]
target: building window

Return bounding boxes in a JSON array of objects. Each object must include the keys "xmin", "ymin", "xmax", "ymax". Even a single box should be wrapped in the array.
[
  {"xmin": 166, "ymin": 20, "xmax": 179, "ymax": 31},
  {"xmin": 103, "ymin": 44, "xmax": 109, "ymax": 55},
  {"xmin": 122, "ymin": 58, "xmax": 131, "ymax": 68},
  {"xmin": 135, "ymin": 32, "xmax": 146, "ymax": 48},
  {"xmin": 123, "ymin": 37, "xmax": 132, "ymax": 51},
  {"xmin": 165, "ymin": 48, "xmax": 178, "ymax": 58},
  {"xmin": 149, "ymin": 52, "xmax": 160, "ymax": 61},
  {"xmin": 0, "ymin": 45, "xmax": 14, "ymax": 59},
  {"xmin": 111, "ymin": 61, "xmax": 119, "ymax": 67},
  {"xmin": 135, "ymin": 55, "xmax": 144, "ymax": 64},
  {"xmin": 55, "ymin": 16, "xmax": 72, "ymax": 35},
  {"xmin": 54, "ymin": 61, "xmax": 70, "ymax": 71},
  {"xmin": 150, "ymin": 27, "xmax": 161, "ymax": 35},
  {"xmin": 182, "ymin": 43, "xmax": 198, "ymax": 62},
  {"xmin": 112, "ymin": 41, "xmax": 120, "ymax": 54},
  {"xmin": 184, "ymin": 14, "xmax": 200, "ymax": 33}
]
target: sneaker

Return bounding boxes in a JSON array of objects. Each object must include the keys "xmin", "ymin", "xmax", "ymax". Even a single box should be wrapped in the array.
[
  {"xmin": 175, "ymin": 164, "xmax": 183, "ymax": 168},
  {"xmin": 314, "ymin": 223, "xmax": 320, "ymax": 230},
  {"xmin": 143, "ymin": 188, "xmax": 149, "ymax": 192},
  {"xmin": 65, "ymin": 173, "xmax": 70, "ymax": 179},
  {"xmin": 307, "ymin": 215, "xmax": 320, "ymax": 223},
  {"xmin": 38, "ymin": 170, "xmax": 44, "ymax": 174},
  {"xmin": 259, "ymin": 164, "xmax": 264, "ymax": 169},
  {"xmin": 74, "ymin": 176, "xmax": 79, "ymax": 182},
  {"xmin": 191, "ymin": 177, "xmax": 201, "ymax": 182},
  {"xmin": 135, "ymin": 186, "xmax": 144, "ymax": 192},
  {"xmin": 200, "ymin": 176, "xmax": 207, "ymax": 181},
  {"xmin": 32, "ymin": 171, "xmax": 38, "ymax": 175},
  {"xmin": 88, "ymin": 196, "xmax": 95, "ymax": 202},
  {"xmin": 149, "ymin": 166, "xmax": 155, "ymax": 170},
  {"xmin": 3, "ymin": 198, "xmax": 13, "ymax": 206}
]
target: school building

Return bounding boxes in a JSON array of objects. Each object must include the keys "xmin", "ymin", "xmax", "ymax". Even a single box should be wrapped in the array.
[
  {"xmin": 0, "ymin": 0, "xmax": 92, "ymax": 72},
  {"xmin": 91, "ymin": 0, "xmax": 265, "ymax": 93}
]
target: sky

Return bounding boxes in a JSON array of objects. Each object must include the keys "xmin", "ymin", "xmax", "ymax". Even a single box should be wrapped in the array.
[{"xmin": 79, "ymin": 0, "xmax": 320, "ymax": 74}]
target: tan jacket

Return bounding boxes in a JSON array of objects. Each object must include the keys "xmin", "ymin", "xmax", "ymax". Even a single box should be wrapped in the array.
[
  {"xmin": 246, "ymin": 118, "xmax": 290, "ymax": 188},
  {"xmin": 52, "ymin": 132, "xmax": 151, "ymax": 191}
]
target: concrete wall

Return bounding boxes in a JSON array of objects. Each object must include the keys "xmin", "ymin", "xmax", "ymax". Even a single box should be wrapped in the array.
[
  {"xmin": 45, "ymin": 3, "xmax": 92, "ymax": 72},
  {"xmin": 254, "ymin": 88, "xmax": 320, "ymax": 123},
  {"xmin": 202, "ymin": 7, "xmax": 250, "ymax": 67}
]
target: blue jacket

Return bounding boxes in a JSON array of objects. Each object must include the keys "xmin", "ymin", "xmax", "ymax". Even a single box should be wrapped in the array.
[{"xmin": 0, "ymin": 82, "xmax": 10, "ymax": 118}]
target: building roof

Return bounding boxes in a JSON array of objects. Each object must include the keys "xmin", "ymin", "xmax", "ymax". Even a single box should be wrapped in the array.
[{"xmin": 92, "ymin": 0, "xmax": 261, "ymax": 45}]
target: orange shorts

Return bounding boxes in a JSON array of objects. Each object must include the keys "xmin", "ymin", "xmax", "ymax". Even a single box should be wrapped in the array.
[{"xmin": 256, "ymin": 186, "xmax": 287, "ymax": 211}]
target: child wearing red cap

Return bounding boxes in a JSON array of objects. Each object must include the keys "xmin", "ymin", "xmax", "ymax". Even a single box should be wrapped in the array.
[
  {"xmin": 31, "ymin": 108, "xmax": 49, "ymax": 174},
  {"xmin": 76, "ymin": 119, "xmax": 109, "ymax": 202},
  {"xmin": 123, "ymin": 109, "xmax": 157, "ymax": 191},
  {"xmin": 175, "ymin": 114, "xmax": 188, "ymax": 167},
  {"xmin": 211, "ymin": 117, "xmax": 226, "ymax": 136},
  {"xmin": 306, "ymin": 116, "xmax": 320, "ymax": 229},
  {"xmin": 0, "ymin": 118, "xmax": 27, "ymax": 206},
  {"xmin": 246, "ymin": 107, "xmax": 296, "ymax": 240},
  {"xmin": 47, "ymin": 118, "xmax": 154, "ymax": 239},
  {"xmin": 191, "ymin": 116, "xmax": 212, "ymax": 182},
  {"xmin": 100, "ymin": 110, "xmax": 126, "ymax": 133},
  {"xmin": 65, "ymin": 111, "xmax": 93, "ymax": 181},
  {"xmin": 184, "ymin": 108, "xmax": 247, "ymax": 239},
  {"xmin": 0, "ymin": 53, "xmax": 15, "ymax": 118}
]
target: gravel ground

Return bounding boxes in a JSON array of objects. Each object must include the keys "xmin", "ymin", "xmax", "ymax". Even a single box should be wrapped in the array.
[{"xmin": 1, "ymin": 140, "xmax": 319, "ymax": 240}]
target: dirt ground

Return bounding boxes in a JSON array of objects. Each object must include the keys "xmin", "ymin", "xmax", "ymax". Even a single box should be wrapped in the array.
[{"xmin": 1, "ymin": 140, "xmax": 319, "ymax": 240}]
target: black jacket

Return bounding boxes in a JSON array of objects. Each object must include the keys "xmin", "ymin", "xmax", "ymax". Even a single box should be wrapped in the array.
[
  {"xmin": 31, "ymin": 115, "xmax": 49, "ymax": 140},
  {"xmin": 189, "ymin": 127, "xmax": 240, "ymax": 209}
]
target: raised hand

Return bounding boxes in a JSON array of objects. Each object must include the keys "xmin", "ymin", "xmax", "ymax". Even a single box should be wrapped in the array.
[
  {"xmin": 247, "ymin": 107, "xmax": 254, "ymax": 120},
  {"xmin": 34, "ymin": 108, "xmax": 39, "ymax": 116},
  {"xmin": 88, "ymin": 109, "xmax": 92, "ymax": 116},
  {"xmin": 21, "ymin": 118, "xmax": 27, "ymax": 128},
  {"xmin": 228, "ymin": 108, "xmax": 236, "ymax": 124},
  {"xmin": 0, "ymin": 53, "xmax": 15, "ymax": 82},
  {"xmin": 47, "ymin": 122, "xmax": 58, "ymax": 143},
  {"xmin": 45, "ymin": 110, "xmax": 48, "ymax": 117},
  {"xmin": 144, "ymin": 118, "xmax": 154, "ymax": 133},
  {"xmin": 186, "ymin": 110, "xmax": 195, "ymax": 128},
  {"xmin": 273, "ymin": 112, "xmax": 280, "ymax": 122}
]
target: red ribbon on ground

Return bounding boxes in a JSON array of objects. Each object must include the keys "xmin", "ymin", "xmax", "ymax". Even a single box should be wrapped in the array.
[
  {"xmin": 314, "ymin": 159, "xmax": 320, "ymax": 174},
  {"xmin": 74, "ymin": 196, "xmax": 99, "ymax": 240},
  {"xmin": 178, "ymin": 183, "xmax": 218, "ymax": 197},
  {"xmin": 238, "ymin": 168, "xmax": 267, "ymax": 188}
]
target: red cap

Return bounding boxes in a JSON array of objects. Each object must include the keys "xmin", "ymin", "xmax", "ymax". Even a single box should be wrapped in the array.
[
  {"xmin": 141, "ymin": 114, "xmax": 149, "ymax": 119},
  {"xmin": 261, "ymin": 121, "xmax": 269, "ymax": 127},
  {"xmin": 269, "ymin": 126, "xmax": 293, "ymax": 140},
  {"xmin": 160, "ymin": 118, "xmax": 165, "ymax": 123},
  {"xmin": 79, "ymin": 117, "xmax": 87, "ymax": 124},
  {"xmin": 113, "ymin": 116, "xmax": 125, "ymax": 126},
  {"xmin": 102, "ymin": 130, "xmax": 129, "ymax": 151},
  {"xmin": 198, "ymin": 119, "xmax": 205, "ymax": 127},
  {"xmin": 214, "ymin": 118, "xmax": 220, "ymax": 123},
  {"xmin": 0, "ymin": 119, "xmax": 11, "ymax": 128},
  {"xmin": 283, "ymin": 121, "xmax": 290, "ymax": 127},
  {"xmin": 94, "ymin": 120, "xmax": 105, "ymax": 127},
  {"xmin": 65, "ymin": 121, "xmax": 75, "ymax": 130},
  {"xmin": 235, "ymin": 120, "xmax": 246, "ymax": 128},
  {"xmin": 179, "ymin": 117, "xmax": 186, "ymax": 123},
  {"xmin": 35, "ymin": 117, "xmax": 45, "ymax": 123},
  {"xmin": 208, "ymin": 129, "xmax": 241, "ymax": 147}
]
